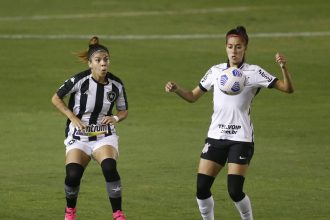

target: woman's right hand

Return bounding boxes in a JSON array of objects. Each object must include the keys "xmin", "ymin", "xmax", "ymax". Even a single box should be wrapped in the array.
[
  {"xmin": 70, "ymin": 116, "xmax": 86, "ymax": 131},
  {"xmin": 52, "ymin": 93, "xmax": 86, "ymax": 130},
  {"xmin": 165, "ymin": 81, "xmax": 178, "ymax": 92}
]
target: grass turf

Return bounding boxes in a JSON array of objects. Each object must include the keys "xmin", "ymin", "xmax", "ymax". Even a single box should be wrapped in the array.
[{"xmin": 0, "ymin": 0, "xmax": 329, "ymax": 219}]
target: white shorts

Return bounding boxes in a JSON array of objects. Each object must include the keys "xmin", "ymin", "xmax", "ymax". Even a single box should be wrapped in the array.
[{"xmin": 64, "ymin": 135, "xmax": 119, "ymax": 156}]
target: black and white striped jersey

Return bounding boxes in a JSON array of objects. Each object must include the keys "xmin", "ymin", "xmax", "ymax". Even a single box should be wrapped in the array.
[{"xmin": 56, "ymin": 69, "xmax": 128, "ymax": 141}]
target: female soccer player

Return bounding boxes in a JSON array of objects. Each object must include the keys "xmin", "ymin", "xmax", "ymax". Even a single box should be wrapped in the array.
[
  {"xmin": 51, "ymin": 36, "xmax": 128, "ymax": 220},
  {"xmin": 165, "ymin": 26, "xmax": 294, "ymax": 220}
]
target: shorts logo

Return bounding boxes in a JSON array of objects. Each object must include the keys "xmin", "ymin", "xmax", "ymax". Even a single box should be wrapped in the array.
[
  {"xmin": 107, "ymin": 91, "xmax": 117, "ymax": 102},
  {"xmin": 68, "ymin": 139, "xmax": 76, "ymax": 145},
  {"xmin": 202, "ymin": 143, "xmax": 211, "ymax": 153}
]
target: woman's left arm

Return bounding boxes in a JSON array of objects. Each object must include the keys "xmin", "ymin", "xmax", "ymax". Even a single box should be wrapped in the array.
[{"xmin": 274, "ymin": 53, "xmax": 294, "ymax": 93}]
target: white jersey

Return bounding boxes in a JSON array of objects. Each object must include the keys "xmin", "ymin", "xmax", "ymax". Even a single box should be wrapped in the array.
[
  {"xmin": 56, "ymin": 69, "xmax": 128, "ymax": 142},
  {"xmin": 199, "ymin": 63, "xmax": 278, "ymax": 142}
]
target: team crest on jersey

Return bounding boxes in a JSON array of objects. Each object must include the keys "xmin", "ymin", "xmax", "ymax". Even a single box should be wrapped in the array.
[{"xmin": 107, "ymin": 91, "xmax": 117, "ymax": 102}]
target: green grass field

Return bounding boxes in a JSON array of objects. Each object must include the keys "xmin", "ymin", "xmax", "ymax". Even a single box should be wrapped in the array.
[{"xmin": 0, "ymin": 0, "xmax": 329, "ymax": 219}]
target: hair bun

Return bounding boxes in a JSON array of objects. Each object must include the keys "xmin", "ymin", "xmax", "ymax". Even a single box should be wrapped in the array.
[
  {"xmin": 89, "ymin": 36, "xmax": 100, "ymax": 46},
  {"xmin": 236, "ymin": 26, "xmax": 247, "ymax": 34},
  {"xmin": 225, "ymin": 25, "xmax": 249, "ymax": 46}
]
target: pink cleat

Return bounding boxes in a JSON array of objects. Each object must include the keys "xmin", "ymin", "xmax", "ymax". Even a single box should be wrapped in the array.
[
  {"xmin": 113, "ymin": 210, "xmax": 126, "ymax": 220},
  {"xmin": 64, "ymin": 207, "xmax": 76, "ymax": 220}
]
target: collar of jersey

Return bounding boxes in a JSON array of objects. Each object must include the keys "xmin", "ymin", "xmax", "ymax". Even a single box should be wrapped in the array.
[
  {"xmin": 91, "ymin": 75, "xmax": 110, "ymax": 85},
  {"xmin": 226, "ymin": 61, "xmax": 245, "ymax": 69}
]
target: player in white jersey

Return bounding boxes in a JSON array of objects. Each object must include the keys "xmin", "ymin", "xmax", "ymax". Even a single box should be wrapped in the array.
[
  {"xmin": 165, "ymin": 26, "xmax": 294, "ymax": 220},
  {"xmin": 51, "ymin": 36, "xmax": 128, "ymax": 220}
]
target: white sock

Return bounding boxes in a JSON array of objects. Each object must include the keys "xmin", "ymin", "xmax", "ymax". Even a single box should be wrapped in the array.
[
  {"xmin": 234, "ymin": 195, "xmax": 253, "ymax": 220},
  {"xmin": 196, "ymin": 196, "xmax": 214, "ymax": 220}
]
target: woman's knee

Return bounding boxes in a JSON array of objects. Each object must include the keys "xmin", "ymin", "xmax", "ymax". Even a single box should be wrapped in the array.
[
  {"xmin": 227, "ymin": 174, "xmax": 246, "ymax": 202},
  {"xmin": 101, "ymin": 158, "xmax": 120, "ymax": 182},
  {"xmin": 196, "ymin": 173, "xmax": 215, "ymax": 199},
  {"xmin": 65, "ymin": 163, "xmax": 85, "ymax": 187}
]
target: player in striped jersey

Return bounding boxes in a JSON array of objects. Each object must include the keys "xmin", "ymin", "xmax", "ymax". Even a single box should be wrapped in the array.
[
  {"xmin": 52, "ymin": 36, "xmax": 128, "ymax": 220},
  {"xmin": 165, "ymin": 26, "xmax": 294, "ymax": 220}
]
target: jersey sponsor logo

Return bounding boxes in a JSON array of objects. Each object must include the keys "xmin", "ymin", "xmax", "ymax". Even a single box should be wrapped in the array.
[
  {"xmin": 258, "ymin": 69, "xmax": 272, "ymax": 82},
  {"xmin": 75, "ymin": 124, "xmax": 109, "ymax": 137},
  {"xmin": 107, "ymin": 91, "xmax": 117, "ymax": 102},
  {"xmin": 218, "ymin": 124, "xmax": 241, "ymax": 134}
]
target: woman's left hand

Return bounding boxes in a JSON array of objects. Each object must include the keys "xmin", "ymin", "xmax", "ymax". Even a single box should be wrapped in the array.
[
  {"xmin": 101, "ymin": 116, "xmax": 119, "ymax": 125},
  {"xmin": 275, "ymin": 52, "xmax": 286, "ymax": 68}
]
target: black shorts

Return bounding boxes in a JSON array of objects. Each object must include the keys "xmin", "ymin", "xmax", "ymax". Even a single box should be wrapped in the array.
[{"xmin": 200, "ymin": 138, "xmax": 254, "ymax": 166}]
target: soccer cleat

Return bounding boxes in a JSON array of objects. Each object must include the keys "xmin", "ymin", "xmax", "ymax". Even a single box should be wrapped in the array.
[
  {"xmin": 113, "ymin": 210, "xmax": 126, "ymax": 220},
  {"xmin": 64, "ymin": 207, "xmax": 76, "ymax": 220}
]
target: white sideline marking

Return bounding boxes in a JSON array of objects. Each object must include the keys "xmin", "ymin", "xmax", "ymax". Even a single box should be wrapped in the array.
[
  {"xmin": 0, "ymin": 32, "xmax": 329, "ymax": 40},
  {"xmin": 0, "ymin": 7, "xmax": 249, "ymax": 21}
]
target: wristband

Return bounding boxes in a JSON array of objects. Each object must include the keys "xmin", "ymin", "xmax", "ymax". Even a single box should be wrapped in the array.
[{"xmin": 113, "ymin": 115, "xmax": 119, "ymax": 122}]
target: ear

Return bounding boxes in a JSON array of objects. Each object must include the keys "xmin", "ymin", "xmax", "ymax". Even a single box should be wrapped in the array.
[{"xmin": 88, "ymin": 60, "xmax": 92, "ymax": 68}]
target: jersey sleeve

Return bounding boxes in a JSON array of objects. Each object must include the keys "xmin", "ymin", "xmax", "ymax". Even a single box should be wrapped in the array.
[
  {"xmin": 56, "ymin": 76, "xmax": 79, "ymax": 99},
  {"xmin": 199, "ymin": 67, "xmax": 215, "ymax": 91},
  {"xmin": 254, "ymin": 66, "xmax": 278, "ymax": 88},
  {"xmin": 116, "ymin": 86, "xmax": 128, "ymax": 111}
]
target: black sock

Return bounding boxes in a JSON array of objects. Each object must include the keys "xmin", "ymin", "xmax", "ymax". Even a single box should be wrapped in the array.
[
  {"xmin": 109, "ymin": 197, "xmax": 122, "ymax": 212},
  {"xmin": 66, "ymin": 197, "xmax": 77, "ymax": 208}
]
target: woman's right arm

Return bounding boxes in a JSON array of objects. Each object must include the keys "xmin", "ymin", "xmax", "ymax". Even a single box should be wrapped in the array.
[
  {"xmin": 51, "ymin": 93, "xmax": 86, "ymax": 130},
  {"xmin": 165, "ymin": 81, "xmax": 205, "ymax": 103}
]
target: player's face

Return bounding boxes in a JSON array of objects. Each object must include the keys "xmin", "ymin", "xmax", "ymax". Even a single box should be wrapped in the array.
[
  {"xmin": 88, "ymin": 51, "xmax": 110, "ymax": 77},
  {"xmin": 226, "ymin": 37, "xmax": 246, "ymax": 66}
]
